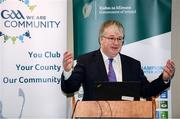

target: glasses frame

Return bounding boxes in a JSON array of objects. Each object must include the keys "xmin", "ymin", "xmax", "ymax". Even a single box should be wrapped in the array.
[{"xmin": 102, "ymin": 35, "xmax": 124, "ymax": 44}]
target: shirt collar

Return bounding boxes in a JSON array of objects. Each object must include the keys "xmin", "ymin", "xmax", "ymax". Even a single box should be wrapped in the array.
[{"xmin": 100, "ymin": 49, "xmax": 120, "ymax": 62}]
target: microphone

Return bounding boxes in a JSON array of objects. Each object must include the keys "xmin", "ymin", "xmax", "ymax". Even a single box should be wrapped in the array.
[
  {"xmin": 18, "ymin": 88, "xmax": 25, "ymax": 119},
  {"xmin": 71, "ymin": 99, "xmax": 80, "ymax": 119}
]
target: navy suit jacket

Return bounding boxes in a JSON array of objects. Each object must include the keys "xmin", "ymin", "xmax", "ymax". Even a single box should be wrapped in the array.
[{"xmin": 61, "ymin": 49, "xmax": 170, "ymax": 100}]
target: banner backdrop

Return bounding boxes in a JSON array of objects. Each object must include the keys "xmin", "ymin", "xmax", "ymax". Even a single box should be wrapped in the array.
[
  {"xmin": 0, "ymin": 0, "xmax": 67, "ymax": 118},
  {"xmin": 73, "ymin": 0, "xmax": 171, "ymax": 118}
]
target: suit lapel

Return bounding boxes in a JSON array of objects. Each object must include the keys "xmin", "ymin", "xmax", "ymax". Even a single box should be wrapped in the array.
[
  {"xmin": 120, "ymin": 54, "xmax": 128, "ymax": 81},
  {"xmin": 94, "ymin": 50, "xmax": 109, "ymax": 82}
]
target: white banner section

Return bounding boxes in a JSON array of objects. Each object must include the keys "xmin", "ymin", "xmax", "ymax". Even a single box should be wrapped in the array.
[{"xmin": 0, "ymin": 0, "xmax": 67, "ymax": 118}]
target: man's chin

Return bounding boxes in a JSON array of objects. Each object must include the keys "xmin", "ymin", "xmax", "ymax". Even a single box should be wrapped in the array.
[{"xmin": 111, "ymin": 52, "xmax": 119, "ymax": 57}]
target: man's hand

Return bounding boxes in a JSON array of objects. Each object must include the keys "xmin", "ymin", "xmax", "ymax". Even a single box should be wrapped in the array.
[
  {"xmin": 63, "ymin": 51, "xmax": 73, "ymax": 72},
  {"xmin": 163, "ymin": 60, "xmax": 175, "ymax": 81}
]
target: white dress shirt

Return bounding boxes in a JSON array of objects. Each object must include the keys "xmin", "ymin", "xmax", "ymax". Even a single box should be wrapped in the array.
[
  {"xmin": 63, "ymin": 50, "xmax": 123, "ymax": 82},
  {"xmin": 100, "ymin": 50, "xmax": 122, "ymax": 82}
]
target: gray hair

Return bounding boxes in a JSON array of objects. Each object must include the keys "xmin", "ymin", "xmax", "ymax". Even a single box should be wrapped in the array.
[{"xmin": 99, "ymin": 20, "xmax": 125, "ymax": 40}]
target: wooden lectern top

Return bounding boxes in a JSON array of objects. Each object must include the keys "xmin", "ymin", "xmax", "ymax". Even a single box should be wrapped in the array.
[{"xmin": 73, "ymin": 100, "xmax": 156, "ymax": 118}]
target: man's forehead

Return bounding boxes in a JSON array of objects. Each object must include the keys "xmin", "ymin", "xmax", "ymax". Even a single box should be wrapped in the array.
[{"xmin": 103, "ymin": 25, "xmax": 123, "ymax": 35}]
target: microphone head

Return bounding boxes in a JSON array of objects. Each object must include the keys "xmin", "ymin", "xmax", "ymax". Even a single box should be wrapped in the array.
[{"xmin": 18, "ymin": 88, "xmax": 25, "ymax": 98}]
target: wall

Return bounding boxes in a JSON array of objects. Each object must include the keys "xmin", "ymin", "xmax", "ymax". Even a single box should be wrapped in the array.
[{"xmin": 172, "ymin": 0, "xmax": 180, "ymax": 118}]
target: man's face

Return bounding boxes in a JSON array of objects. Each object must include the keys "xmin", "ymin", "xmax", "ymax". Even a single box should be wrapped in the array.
[{"xmin": 100, "ymin": 25, "xmax": 124, "ymax": 58}]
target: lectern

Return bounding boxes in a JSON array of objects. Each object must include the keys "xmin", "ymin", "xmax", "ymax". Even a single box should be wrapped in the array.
[{"xmin": 72, "ymin": 100, "xmax": 156, "ymax": 118}]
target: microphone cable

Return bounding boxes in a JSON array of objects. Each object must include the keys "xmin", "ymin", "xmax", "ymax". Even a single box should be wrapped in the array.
[
  {"xmin": 105, "ymin": 101, "xmax": 112, "ymax": 117},
  {"xmin": 95, "ymin": 101, "xmax": 103, "ymax": 118},
  {"xmin": 71, "ymin": 99, "xmax": 80, "ymax": 119}
]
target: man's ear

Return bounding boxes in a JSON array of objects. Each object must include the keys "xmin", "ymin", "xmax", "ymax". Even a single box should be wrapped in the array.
[{"xmin": 98, "ymin": 37, "xmax": 102, "ymax": 45}]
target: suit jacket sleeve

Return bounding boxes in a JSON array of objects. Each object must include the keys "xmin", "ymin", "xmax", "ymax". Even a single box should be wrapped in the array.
[
  {"xmin": 61, "ymin": 60, "xmax": 84, "ymax": 94},
  {"xmin": 121, "ymin": 54, "xmax": 170, "ymax": 98},
  {"xmin": 138, "ymin": 62, "xmax": 170, "ymax": 98}
]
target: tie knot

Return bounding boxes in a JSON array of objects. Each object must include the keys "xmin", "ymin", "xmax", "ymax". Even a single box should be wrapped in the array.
[{"xmin": 108, "ymin": 58, "xmax": 113, "ymax": 63}]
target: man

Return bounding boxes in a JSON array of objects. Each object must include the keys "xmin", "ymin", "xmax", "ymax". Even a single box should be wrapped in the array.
[{"xmin": 61, "ymin": 20, "xmax": 175, "ymax": 100}]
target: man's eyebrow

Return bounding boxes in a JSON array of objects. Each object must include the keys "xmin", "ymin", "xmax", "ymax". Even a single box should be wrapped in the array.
[{"xmin": 108, "ymin": 35, "xmax": 122, "ymax": 37}]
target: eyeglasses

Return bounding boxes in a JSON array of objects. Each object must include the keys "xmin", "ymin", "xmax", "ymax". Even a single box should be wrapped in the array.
[{"xmin": 102, "ymin": 36, "xmax": 124, "ymax": 43}]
